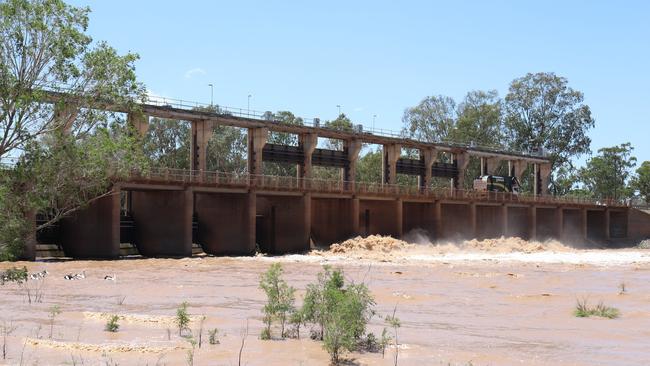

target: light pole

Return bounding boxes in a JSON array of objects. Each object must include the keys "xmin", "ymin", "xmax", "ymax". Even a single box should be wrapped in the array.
[
  {"xmin": 373, "ymin": 114, "xmax": 376, "ymax": 131},
  {"xmin": 336, "ymin": 104, "xmax": 341, "ymax": 116},
  {"xmin": 208, "ymin": 84, "xmax": 213, "ymax": 106},
  {"xmin": 247, "ymin": 94, "xmax": 252, "ymax": 116}
]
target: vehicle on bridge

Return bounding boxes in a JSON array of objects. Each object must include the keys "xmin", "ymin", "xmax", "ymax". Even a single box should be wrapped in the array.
[{"xmin": 473, "ymin": 175, "xmax": 521, "ymax": 195}]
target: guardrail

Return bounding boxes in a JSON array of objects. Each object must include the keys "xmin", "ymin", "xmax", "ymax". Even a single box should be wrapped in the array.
[{"xmin": 125, "ymin": 168, "xmax": 628, "ymax": 207}]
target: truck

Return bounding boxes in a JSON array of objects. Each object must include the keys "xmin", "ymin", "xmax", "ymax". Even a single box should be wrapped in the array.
[{"xmin": 473, "ymin": 175, "xmax": 521, "ymax": 195}]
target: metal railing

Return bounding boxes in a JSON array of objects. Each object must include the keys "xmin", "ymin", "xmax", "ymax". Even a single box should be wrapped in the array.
[{"xmin": 124, "ymin": 168, "xmax": 628, "ymax": 207}]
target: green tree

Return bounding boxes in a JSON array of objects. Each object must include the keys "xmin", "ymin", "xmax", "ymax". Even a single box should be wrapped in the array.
[
  {"xmin": 578, "ymin": 143, "xmax": 636, "ymax": 200},
  {"xmin": 142, "ymin": 117, "xmax": 190, "ymax": 169},
  {"xmin": 632, "ymin": 161, "xmax": 650, "ymax": 204},
  {"xmin": 356, "ymin": 148, "xmax": 382, "ymax": 183},
  {"xmin": 453, "ymin": 90, "xmax": 503, "ymax": 147},
  {"xmin": 504, "ymin": 72, "xmax": 595, "ymax": 171},
  {"xmin": 206, "ymin": 125, "xmax": 247, "ymax": 173},
  {"xmin": 259, "ymin": 263, "xmax": 295, "ymax": 339},
  {"xmin": 302, "ymin": 266, "xmax": 375, "ymax": 364},
  {"xmin": 402, "ymin": 95, "xmax": 456, "ymax": 143},
  {"xmin": 0, "ymin": 0, "xmax": 145, "ymax": 260}
]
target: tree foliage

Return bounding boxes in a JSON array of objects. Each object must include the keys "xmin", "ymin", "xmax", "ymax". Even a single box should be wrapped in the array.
[
  {"xmin": 259, "ymin": 263, "xmax": 295, "ymax": 339},
  {"xmin": 504, "ymin": 72, "xmax": 595, "ymax": 170},
  {"xmin": 578, "ymin": 143, "xmax": 636, "ymax": 200},
  {"xmin": 632, "ymin": 161, "xmax": 650, "ymax": 204},
  {"xmin": 0, "ymin": 0, "xmax": 145, "ymax": 259},
  {"xmin": 142, "ymin": 117, "xmax": 190, "ymax": 169}
]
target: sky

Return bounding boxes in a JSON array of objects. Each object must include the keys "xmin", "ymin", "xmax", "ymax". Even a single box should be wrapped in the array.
[{"xmin": 69, "ymin": 0, "xmax": 649, "ymax": 167}]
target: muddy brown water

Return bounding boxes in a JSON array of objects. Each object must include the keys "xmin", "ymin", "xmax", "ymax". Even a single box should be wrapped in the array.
[{"xmin": 1, "ymin": 248, "xmax": 650, "ymax": 365}]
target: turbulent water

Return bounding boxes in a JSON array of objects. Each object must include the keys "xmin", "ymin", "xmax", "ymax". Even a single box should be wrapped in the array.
[{"xmin": 1, "ymin": 239, "xmax": 649, "ymax": 365}]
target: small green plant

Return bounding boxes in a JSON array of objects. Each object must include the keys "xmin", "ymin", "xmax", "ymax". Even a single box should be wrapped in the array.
[
  {"xmin": 0, "ymin": 267, "xmax": 28, "ymax": 285},
  {"xmin": 380, "ymin": 327, "xmax": 391, "ymax": 358},
  {"xmin": 175, "ymin": 302, "xmax": 191, "ymax": 336},
  {"xmin": 385, "ymin": 305, "xmax": 402, "ymax": 366},
  {"xmin": 196, "ymin": 315, "xmax": 206, "ymax": 348},
  {"xmin": 208, "ymin": 328, "xmax": 220, "ymax": 345},
  {"xmin": 618, "ymin": 282, "xmax": 626, "ymax": 295},
  {"xmin": 574, "ymin": 298, "xmax": 620, "ymax": 319},
  {"xmin": 260, "ymin": 327, "xmax": 271, "ymax": 340},
  {"xmin": 185, "ymin": 337, "xmax": 197, "ymax": 366},
  {"xmin": 288, "ymin": 308, "xmax": 305, "ymax": 339},
  {"xmin": 259, "ymin": 263, "xmax": 295, "ymax": 339},
  {"xmin": 105, "ymin": 315, "xmax": 120, "ymax": 332},
  {"xmin": 301, "ymin": 266, "xmax": 375, "ymax": 364},
  {"xmin": 48, "ymin": 305, "xmax": 61, "ymax": 339}
]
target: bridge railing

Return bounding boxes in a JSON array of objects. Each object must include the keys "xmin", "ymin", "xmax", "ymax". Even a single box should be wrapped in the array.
[{"xmin": 123, "ymin": 168, "xmax": 628, "ymax": 207}]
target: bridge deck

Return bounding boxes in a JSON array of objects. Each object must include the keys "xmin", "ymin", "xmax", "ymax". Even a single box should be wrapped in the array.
[{"xmin": 121, "ymin": 168, "xmax": 626, "ymax": 208}]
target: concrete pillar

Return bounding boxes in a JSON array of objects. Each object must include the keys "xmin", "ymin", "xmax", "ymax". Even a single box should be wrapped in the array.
[
  {"xmin": 539, "ymin": 163, "xmax": 552, "ymax": 196},
  {"xmin": 581, "ymin": 208, "xmax": 588, "ymax": 241},
  {"xmin": 469, "ymin": 202, "xmax": 477, "ymax": 238},
  {"xmin": 247, "ymin": 127, "xmax": 268, "ymax": 180},
  {"xmin": 54, "ymin": 101, "xmax": 78, "ymax": 132},
  {"xmin": 605, "ymin": 209, "xmax": 611, "ymax": 240},
  {"xmin": 533, "ymin": 164, "xmax": 539, "ymax": 197},
  {"xmin": 396, "ymin": 199, "xmax": 403, "ymax": 238},
  {"xmin": 502, "ymin": 205, "xmax": 508, "ymax": 237},
  {"xmin": 557, "ymin": 207, "xmax": 564, "ymax": 240},
  {"xmin": 304, "ymin": 193, "xmax": 312, "ymax": 246},
  {"xmin": 487, "ymin": 157, "xmax": 502, "ymax": 175},
  {"xmin": 59, "ymin": 189, "xmax": 121, "ymax": 259},
  {"xmin": 127, "ymin": 112, "xmax": 149, "ymax": 137},
  {"xmin": 298, "ymin": 133, "xmax": 318, "ymax": 188},
  {"xmin": 529, "ymin": 206, "xmax": 537, "ymax": 240},
  {"xmin": 382, "ymin": 143, "xmax": 401, "ymax": 185},
  {"xmin": 190, "ymin": 120, "xmax": 213, "ymax": 172},
  {"xmin": 248, "ymin": 191, "xmax": 257, "ymax": 251},
  {"xmin": 453, "ymin": 151, "xmax": 470, "ymax": 190},
  {"xmin": 420, "ymin": 148, "xmax": 436, "ymax": 190},
  {"xmin": 131, "ymin": 189, "xmax": 193, "ymax": 257},
  {"xmin": 509, "ymin": 160, "xmax": 527, "ymax": 182},
  {"xmin": 480, "ymin": 157, "xmax": 487, "ymax": 176},
  {"xmin": 352, "ymin": 197, "xmax": 360, "ymax": 235},
  {"xmin": 434, "ymin": 201, "xmax": 443, "ymax": 241},
  {"xmin": 344, "ymin": 139, "xmax": 362, "ymax": 189}
]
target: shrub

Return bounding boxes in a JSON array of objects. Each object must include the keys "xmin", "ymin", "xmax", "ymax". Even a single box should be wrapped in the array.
[
  {"xmin": 259, "ymin": 263, "xmax": 295, "ymax": 339},
  {"xmin": 574, "ymin": 298, "xmax": 620, "ymax": 319},
  {"xmin": 302, "ymin": 266, "xmax": 375, "ymax": 364},
  {"xmin": 48, "ymin": 305, "xmax": 61, "ymax": 339},
  {"xmin": 208, "ymin": 328, "xmax": 220, "ymax": 345},
  {"xmin": 176, "ymin": 302, "xmax": 191, "ymax": 336},
  {"xmin": 105, "ymin": 315, "xmax": 120, "ymax": 332},
  {"xmin": 0, "ymin": 267, "xmax": 28, "ymax": 285}
]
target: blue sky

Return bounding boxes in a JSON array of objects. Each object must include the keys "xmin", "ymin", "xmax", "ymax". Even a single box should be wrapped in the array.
[{"xmin": 70, "ymin": 0, "xmax": 649, "ymax": 167}]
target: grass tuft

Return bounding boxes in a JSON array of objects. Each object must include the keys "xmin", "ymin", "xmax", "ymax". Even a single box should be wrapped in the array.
[{"xmin": 574, "ymin": 298, "xmax": 620, "ymax": 319}]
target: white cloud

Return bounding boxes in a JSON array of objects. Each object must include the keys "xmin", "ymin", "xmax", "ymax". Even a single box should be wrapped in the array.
[{"xmin": 184, "ymin": 67, "xmax": 206, "ymax": 79}]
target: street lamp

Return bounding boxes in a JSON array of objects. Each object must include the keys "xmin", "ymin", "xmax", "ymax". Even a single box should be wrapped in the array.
[
  {"xmin": 247, "ymin": 94, "xmax": 252, "ymax": 116},
  {"xmin": 208, "ymin": 84, "xmax": 213, "ymax": 106},
  {"xmin": 373, "ymin": 114, "xmax": 376, "ymax": 130},
  {"xmin": 336, "ymin": 104, "xmax": 341, "ymax": 116}
]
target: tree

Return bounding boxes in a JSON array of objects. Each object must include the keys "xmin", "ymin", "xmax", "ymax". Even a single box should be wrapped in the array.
[
  {"xmin": 356, "ymin": 148, "xmax": 382, "ymax": 183},
  {"xmin": 0, "ymin": 0, "xmax": 145, "ymax": 260},
  {"xmin": 301, "ymin": 266, "xmax": 375, "ymax": 364},
  {"xmin": 259, "ymin": 263, "xmax": 295, "ymax": 339},
  {"xmin": 578, "ymin": 143, "xmax": 636, "ymax": 200},
  {"xmin": 504, "ymin": 72, "xmax": 595, "ymax": 172},
  {"xmin": 402, "ymin": 95, "xmax": 456, "ymax": 143},
  {"xmin": 631, "ymin": 161, "xmax": 650, "ymax": 204},
  {"xmin": 142, "ymin": 117, "xmax": 190, "ymax": 169},
  {"xmin": 0, "ymin": 0, "xmax": 144, "ymax": 159},
  {"xmin": 454, "ymin": 90, "xmax": 503, "ymax": 147}
]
